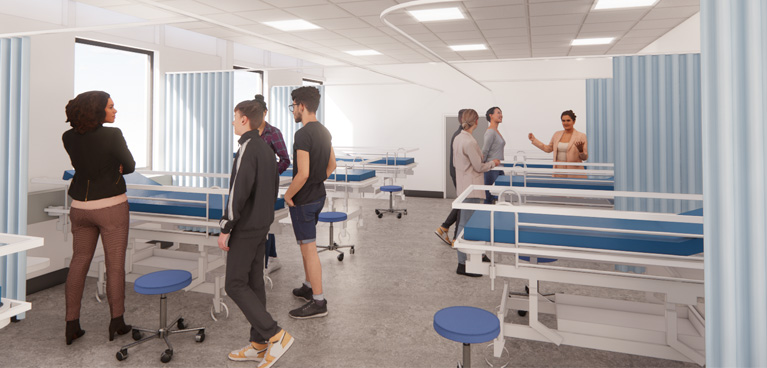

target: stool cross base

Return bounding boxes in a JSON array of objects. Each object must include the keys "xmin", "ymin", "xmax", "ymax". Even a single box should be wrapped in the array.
[{"xmin": 375, "ymin": 185, "xmax": 407, "ymax": 219}]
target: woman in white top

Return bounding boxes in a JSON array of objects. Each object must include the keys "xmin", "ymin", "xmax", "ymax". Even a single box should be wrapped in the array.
[
  {"xmin": 453, "ymin": 109, "xmax": 500, "ymax": 276},
  {"xmin": 482, "ymin": 106, "xmax": 505, "ymax": 203},
  {"xmin": 528, "ymin": 110, "xmax": 588, "ymax": 178}
]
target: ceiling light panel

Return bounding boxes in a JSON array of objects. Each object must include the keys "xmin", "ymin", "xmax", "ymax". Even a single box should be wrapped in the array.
[
  {"xmin": 594, "ymin": 0, "xmax": 659, "ymax": 10},
  {"xmin": 345, "ymin": 50, "xmax": 381, "ymax": 56},
  {"xmin": 262, "ymin": 19, "xmax": 321, "ymax": 31},
  {"xmin": 571, "ymin": 37, "xmax": 614, "ymax": 46},
  {"xmin": 449, "ymin": 44, "xmax": 487, "ymax": 51},
  {"xmin": 407, "ymin": 7, "xmax": 464, "ymax": 22}
]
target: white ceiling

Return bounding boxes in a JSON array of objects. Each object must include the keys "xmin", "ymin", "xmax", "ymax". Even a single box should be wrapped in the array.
[{"xmin": 74, "ymin": 0, "xmax": 699, "ymax": 66}]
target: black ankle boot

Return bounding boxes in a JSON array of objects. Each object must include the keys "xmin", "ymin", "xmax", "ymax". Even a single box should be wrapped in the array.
[
  {"xmin": 108, "ymin": 315, "xmax": 132, "ymax": 341},
  {"xmin": 65, "ymin": 319, "xmax": 86, "ymax": 345}
]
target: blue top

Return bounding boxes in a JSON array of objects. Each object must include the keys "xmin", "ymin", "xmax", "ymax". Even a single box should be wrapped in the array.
[{"xmin": 434, "ymin": 306, "xmax": 500, "ymax": 344}]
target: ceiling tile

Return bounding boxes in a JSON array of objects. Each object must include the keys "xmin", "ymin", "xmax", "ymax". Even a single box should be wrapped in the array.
[
  {"xmin": 106, "ymin": 4, "xmax": 179, "ymax": 19},
  {"xmin": 294, "ymin": 30, "xmax": 348, "ymax": 41},
  {"xmin": 476, "ymin": 18, "xmax": 528, "ymax": 31},
  {"xmin": 437, "ymin": 30, "xmax": 484, "ymax": 41},
  {"xmin": 656, "ymin": 0, "xmax": 700, "ymax": 7},
  {"xmin": 529, "ymin": 2, "xmax": 591, "ymax": 17},
  {"xmin": 238, "ymin": 8, "xmax": 298, "ymax": 22},
  {"xmin": 335, "ymin": 27, "xmax": 387, "ymax": 38},
  {"xmin": 622, "ymin": 28, "xmax": 670, "ymax": 38},
  {"xmin": 483, "ymin": 28, "xmax": 530, "ymax": 38},
  {"xmin": 531, "ymin": 24, "xmax": 580, "ymax": 36},
  {"xmin": 633, "ymin": 18, "xmax": 685, "ymax": 30},
  {"xmin": 194, "ymin": 0, "xmax": 273, "ymax": 12},
  {"xmin": 579, "ymin": 21, "xmax": 633, "ymax": 33},
  {"xmin": 464, "ymin": 0, "xmax": 526, "ymax": 8},
  {"xmin": 353, "ymin": 35, "xmax": 398, "ymax": 45},
  {"xmin": 531, "ymin": 33, "xmax": 575, "ymax": 43},
  {"xmin": 530, "ymin": 14, "xmax": 586, "ymax": 27},
  {"xmin": 584, "ymin": 9, "xmax": 646, "ymax": 23},
  {"xmin": 360, "ymin": 15, "xmax": 386, "ymax": 27},
  {"xmin": 204, "ymin": 13, "xmax": 257, "ymax": 26},
  {"xmin": 280, "ymin": 4, "xmax": 350, "ymax": 20},
  {"xmin": 159, "ymin": 0, "xmax": 227, "ymax": 15},
  {"xmin": 643, "ymin": 5, "xmax": 698, "ymax": 20},
  {"xmin": 487, "ymin": 36, "xmax": 529, "ymax": 45},
  {"xmin": 424, "ymin": 20, "xmax": 478, "ymax": 33},
  {"xmin": 336, "ymin": 0, "xmax": 399, "ymax": 17},
  {"xmin": 261, "ymin": 0, "xmax": 329, "ymax": 7},
  {"xmin": 312, "ymin": 17, "xmax": 370, "ymax": 30},
  {"xmin": 469, "ymin": 5, "xmax": 527, "ymax": 20}
]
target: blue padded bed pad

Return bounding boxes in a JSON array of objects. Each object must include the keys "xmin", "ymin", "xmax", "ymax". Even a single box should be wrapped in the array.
[
  {"xmin": 336, "ymin": 157, "xmax": 414, "ymax": 165},
  {"xmin": 495, "ymin": 175, "xmax": 614, "ymax": 191},
  {"xmin": 281, "ymin": 168, "xmax": 375, "ymax": 182},
  {"xmin": 462, "ymin": 209, "xmax": 703, "ymax": 256},
  {"xmin": 64, "ymin": 171, "xmax": 284, "ymax": 219}
]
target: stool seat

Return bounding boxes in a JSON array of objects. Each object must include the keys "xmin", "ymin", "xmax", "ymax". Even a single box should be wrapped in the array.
[
  {"xmin": 318, "ymin": 211, "xmax": 347, "ymax": 223},
  {"xmin": 134, "ymin": 270, "xmax": 193, "ymax": 295},
  {"xmin": 380, "ymin": 185, "xmax": 403, "ymax": 192},
  {"xmin": 434, "ymin": 306, "xmax": 500, "ymax": 344}
]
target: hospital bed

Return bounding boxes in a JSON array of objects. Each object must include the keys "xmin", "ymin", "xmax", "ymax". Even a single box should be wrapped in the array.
[
  {"xmin": 452, "ymin": 185, "xmax": 705, "ymax": 365},
  {"xmin": 0, "ymin": 233, "xmax": 45, "ymax": 328},
  {"xmin": 33, "ymin": 171, "xmax": 288, "ymax": 320}
]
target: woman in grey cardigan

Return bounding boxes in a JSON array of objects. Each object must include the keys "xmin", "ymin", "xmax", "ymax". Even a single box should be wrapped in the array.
[
  {"xmin": 453, "ymin": 109, "xmax": 500, "ymax": 277},
  {"xmin": 482, "ymin": 107, "xmax": 505, "ymax": 203}
]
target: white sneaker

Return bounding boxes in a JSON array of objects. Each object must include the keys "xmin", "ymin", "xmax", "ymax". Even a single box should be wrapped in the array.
[
  {"xmin": 228, "ymin": 342, "xmax": 267, "ymax": 362},
  {"xmin": 258, "ymin": 329, "xmax": 294, "ymax": 368},
  {"xmin": 265, "ymin": 257, "xmax": 281, "ymax": 275}
]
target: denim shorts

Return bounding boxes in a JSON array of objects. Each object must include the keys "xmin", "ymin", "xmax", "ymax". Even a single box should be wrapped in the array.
[{"xmin": 288, "ymin": 196, "xmax": 325, "ymax": 244}]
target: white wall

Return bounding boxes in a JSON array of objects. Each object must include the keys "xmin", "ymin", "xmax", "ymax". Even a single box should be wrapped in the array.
[
  {"xmin": 640, "ymin": 13, "xmax": 701, "ymax": 55},
  {"xmin": 324, "ymin": 58, "xmax": 613, "ymax": 194}
]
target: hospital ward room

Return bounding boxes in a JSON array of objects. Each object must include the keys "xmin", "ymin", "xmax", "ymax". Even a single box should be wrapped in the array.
[{"xmin": 1, "ymin": 0, "xmax": 766, "ymax": 367}]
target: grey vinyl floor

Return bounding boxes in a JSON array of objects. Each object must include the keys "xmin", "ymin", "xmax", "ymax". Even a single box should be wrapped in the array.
[{"xmin": 0, "ymin": 197, "xmax": 698, "ymax": 368}]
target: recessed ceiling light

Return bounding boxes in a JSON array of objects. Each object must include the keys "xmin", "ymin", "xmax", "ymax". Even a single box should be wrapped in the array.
[
  {"xmin": 408, "ymin": 7, "xmax": 464, "ymax": 22},
  {"xmin": 449, "ymin": 44, "xmax": 487, "ymax": 51},
  {"xmin": 594, "ymin": 0, "xmax": 658, "ymax": 10},
  {"xmin": 262, "ymin": 19, "xmax": 320, "ymax": 31},
  {"xmin": 571, "ymin": 38, "xmax": 614, "ymax": 46},
  {"xmin": 345, "ymin": 50, "xmax": 381, "ymax": 56}
]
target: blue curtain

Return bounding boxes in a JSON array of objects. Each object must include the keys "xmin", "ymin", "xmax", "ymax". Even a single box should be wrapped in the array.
[
  {"xmin": 164, "ymin": 72, "xmax": 234, "ymax": 187},
  {"xmin": 586, "ymin": 54, "xmax": 703, "ymax": 213},
  {"xmin": 701, "ymin": 1, "xmax": 767, "ymax": 366},
  {"xmin": 0, "ymin": 37, "xmax": 30, "ymax": 314},
  {"xmin": 269, "ymin": 85, "xmax": 325, "ymax": 159}
]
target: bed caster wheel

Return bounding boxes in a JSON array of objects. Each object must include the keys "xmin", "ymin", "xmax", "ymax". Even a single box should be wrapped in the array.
[
  {"xmin": 404, "ymin": 210, "xmax": 408, "ymax": 215},
  {"xmin": 211, "ymin": 302, "xmax": 230, "ymax": 321},
  {"xmin": 350, "ymin": 247, "xmax": 355, "ymax": 254},
  {"xmin": 95, "ymin": 291, "xmax": 106, "ymax": 303},
  {"xmin": 116, "ymin": 349, "xmax": 128, "ymax": 361},
  {"xmin": 177, "ymin": 318, "xmax": 186, "ymax": 330},
  {"xmin": 195, "ymin": 329, "xmax": 205, "ymax": 343},
  {"xmin": 378, "ymin": 213, "xmax": 383, "ymax": 218},
  {"xmin": 161, "ymin": 349, "xmax": 173, "ymax": 363},
  {"xmin": 132, "ymin": 329, "xmax": 142, "ymax": 341},
  {"xmin": 525, "ymin": 285, "xmax": 529, "ymax": 294},
  {"xmin": 518, "ymin": 310, "xmax": 528, "ymax": 317},
  {"xmin": 375, "ymin": 210, "xmax": 380, "ymax": 215},
  {"xmin": 397, "ymin": 213, "xmax": 402, "ymax": 219},
  {"xmin": 337, "ymin": 253, "xmax": 344, "ymax": 261}
]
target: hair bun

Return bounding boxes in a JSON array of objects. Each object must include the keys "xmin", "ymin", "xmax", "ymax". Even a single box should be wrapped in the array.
[{"xmin": 254, "ymin": 94, "xmax": 265, "ymax": 102}]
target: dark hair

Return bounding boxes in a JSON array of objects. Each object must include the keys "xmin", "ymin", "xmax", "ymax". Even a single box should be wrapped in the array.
[
  {"xmin": 254, "ymin": 94, "xmax": 268, "ymax": 111},
  {"xmin": 65, "ymin": 91, "xmax": 110, "ymax": 134},
  {"xmin": 290, "ymin": 86, "xmax": 321, "ymax": 113},
  {"xmin": 461, "ymin": 109, "xmax": 479, "ymax": 130},
  {"xmin": 485, "ymin": 106, "xmax": 500, "ymax": 122},
  {"xmin": 235, "ymin": 97, "xmax": 266, "ymax": 130},
  {"xmin": 458, "ymin": 108, "xmax": 467, "ymax": 122},
  {"xmin": 561, "ymin": 110, "xmax": 577, "ymax": 121}
]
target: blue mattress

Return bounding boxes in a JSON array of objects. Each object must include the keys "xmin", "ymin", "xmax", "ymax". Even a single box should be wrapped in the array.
[
  {"xmin": 502, "ymin": 163, "xmax": 606, "ymax": 170},
  {"xmin": 495, "ymin": 175, "xmax": 614, "ymax": 191},
  {"xmin": 371, "ymin": 157, "xmax": 414, "ymax": 165},
  {"xmin": 463, "ymin": 209, "xmax": 703, "ymax": 256},
  {"xmin": 281, "ymin": 168, "xmax": 376, "ymax": 182},
  {"xmin": 64, "ymin": 171, "xmax": 284, "ymax": 219}
]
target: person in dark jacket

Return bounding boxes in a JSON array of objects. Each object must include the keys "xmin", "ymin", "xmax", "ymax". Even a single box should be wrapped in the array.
[
  {"xmin": 219, "ymin": 98, "xmax": 293, "ymax": 366},
  {"xmin": 62, "ymin": 91, "xmax": 135, "ymax": 345}
]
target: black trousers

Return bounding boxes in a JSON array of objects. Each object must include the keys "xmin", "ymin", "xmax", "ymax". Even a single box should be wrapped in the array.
[{"xmin": 225, "ymin": 228, "xmax": 280, "ymax": 343}]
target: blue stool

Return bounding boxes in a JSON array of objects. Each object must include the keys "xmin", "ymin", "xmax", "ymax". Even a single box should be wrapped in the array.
[
  {"xmin": 375, "ymin": 185, "xmax": 407, "ymax": 218},
  {"xmin": 317, "ymin": 212, "xmax": 355, "ymax": 262},
  {"xmin": 116, "ymin": 270, "xmax": 205, "ymax": 363},
  {"xmin": 434, "ymin": 306, "xmax": 500, "ymax": 368}
]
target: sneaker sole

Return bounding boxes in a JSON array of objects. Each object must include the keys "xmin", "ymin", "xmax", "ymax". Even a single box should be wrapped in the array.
[
  {"xmin": 293, "ymin": 294, "xmax": 312, "ymax": 302},
  {"xmin": 228, "ymin": 355, "xmax": 263, "ymax": 362},
  {"xmin": 434, "ymin": 231, "xmax": 451, "ymax": 246},
  {"xmin": 288, "ymin": 310, "xmax": 329, "ymax": 320}
]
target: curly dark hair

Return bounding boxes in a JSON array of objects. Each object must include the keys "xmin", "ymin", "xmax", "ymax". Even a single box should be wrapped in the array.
[
  {"xmin": 234, "ymin": 95, "xmax": 266, "ymax": 130},
  {"xmin": 290, "ymin": 86, "xmax": 321, "ymax": 113},
  {"xmin": 561, "ymin": 110, "xmax": 577, "ymax": 121},
  {"xmin": 65, "ymin": 91, "xmax": 110, "ymax": 134}
]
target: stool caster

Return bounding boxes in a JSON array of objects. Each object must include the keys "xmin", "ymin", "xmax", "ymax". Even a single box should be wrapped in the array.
[
  {"xmin": 161, "ymin": 349, "xmax": 173, "ymax": 363},
  {"xmin": 517, "ymin": 310, "xmax": 527, "ymax": 317},
  {"xmin": 210, "ymin": 302, "xmax": 230, "ymax": 321},
  {"xmin": 132, "ymin": 329, "xmax": 142, "ymax": 341},
  {"xmin": 116, "ymin": 348, "xmax": 128, "ymax": 361},
  {"xmin": 177, "ymin": 318, "xmax": 186, "ymax": 330},
  {"xmin": 350, "ymin": 246, "xmax": 355, "ymax": 254},
  {"xmin": 397, "ymin": 213, "xmax": 402, "ymax": 219},
  {"xmin": 378, "ymin": 213, "xmax": 383, "ymax": 218},
  {"xmin": 195, "ymin": 329, "xmax": 205, "ymax": 342},
  {"xmin": 375, "ymin": 209, "xmax": 380, "ymax": 215},
  {"xmin": 337, "ymin": 253, "xmax": 344, "ymax": 261}
]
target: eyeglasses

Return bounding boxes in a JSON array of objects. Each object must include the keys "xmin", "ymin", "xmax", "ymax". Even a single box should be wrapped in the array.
[{"xmin": 288, "ymin": 103, "xmax": 298, "ymax": 112}]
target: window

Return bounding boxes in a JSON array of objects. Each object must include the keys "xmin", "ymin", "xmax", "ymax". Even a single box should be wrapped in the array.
[
  {"xmin": 74, "ymin": 39, "xmax": 153, "ymax": 168},
  {"xmin": 233, "ymin": 66, "xmax": 264, "ymax": 102},
  {"xmin": 302, "ymin": 78, "xmax": 323, "ymax": 86}
]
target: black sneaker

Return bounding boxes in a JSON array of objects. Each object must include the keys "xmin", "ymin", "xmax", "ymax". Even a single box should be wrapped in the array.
[
  {"xmin": 289, "ymin": 299, "xmax": 328, "ymax": 319},
  {"xmin": 292, "ymin": 284, "xmax": 313, "ymax": 302},
  {"xmin": 456, "ymin": 264, "xmax": 482, "ymax": 277}
]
